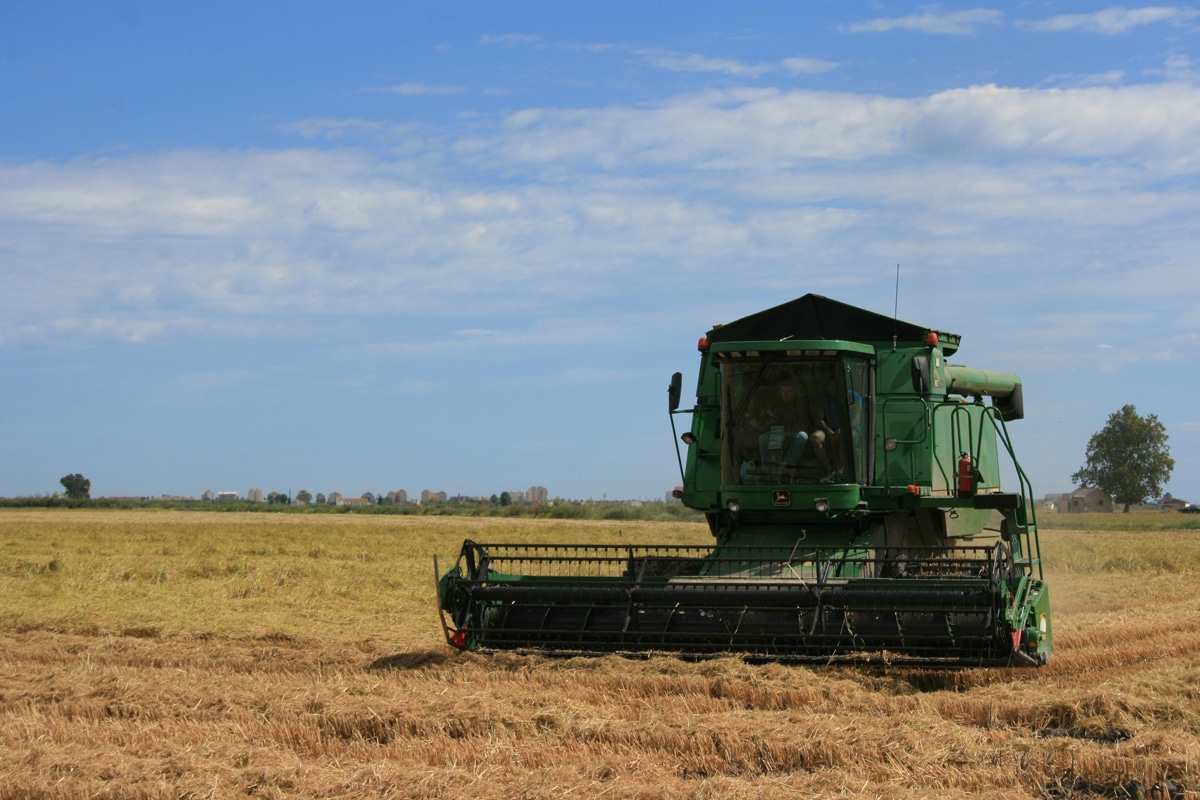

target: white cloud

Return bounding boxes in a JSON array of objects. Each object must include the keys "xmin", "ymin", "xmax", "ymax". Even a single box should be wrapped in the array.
[
  {"xmin": 2, "ymin": 83, "xmax": 1199, "ymax": 354},
  {"xmin": 638, "ymin": 50, "xmax": 774, "ymax": 77},
  {"xmin": 278, "ymin": 117, "xmax": 390, "ymax": 140},
  {"xmin": 1145, "ymin": 54, "xmax": 1198, "ymax": 82},
  {"xmin": 1080, "ymin": 70, "xmax": 1127, "ymax": 87},
  {"xmin": 361, "ymin": 83, "xmax": 466, "ymax": 96},
  {"xmin": 842, "ymin": 9, "xmax": 1004, "ymax": 35},
  {"xmin": 903, "ymin": 84, "xmax": 1200, "ymax": 165},
  {"xmin": 1018, "ymin": 5, "xmax": 1200, "ymax": 34},
  {"xmin": 601, "ymin": 46, "xmax": 837, "ymax": 79},
  {"xmin": 481, "ymin": 33, "xmax": 543, "ymax": 48},
  {"xmin": 483, "ymin": 84, "xmax": 1200, "ymax": 171},
  {"xmin": 781, "ymin": 57, "xmax": 839, "ymax": 75}
]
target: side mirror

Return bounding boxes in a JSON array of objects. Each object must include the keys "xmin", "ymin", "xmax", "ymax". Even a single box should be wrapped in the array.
[
  {"xmin": 668, "ymin": 372, "xmax": 683, "ymax": 412},
  {"xmin": 910, "ymin": 356, "xmax": 930, "ymax": 396}
]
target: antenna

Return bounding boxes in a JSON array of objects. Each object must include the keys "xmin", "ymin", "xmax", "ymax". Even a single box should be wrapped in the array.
[
  {"xmin": 893, "ymin": 263, "xmax": 900, "ymax": 319},
  {"xmin": 892, "ymin": 263, "xmax": 900, "ymax": 351}
]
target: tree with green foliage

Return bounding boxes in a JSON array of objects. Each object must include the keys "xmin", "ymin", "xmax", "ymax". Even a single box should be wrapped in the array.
[
  {"xmin": 1072, "ymin": 404, "xmax": 1174, "ymax": 512},
  {"xmin": 59, "ymin": 473, "xmax": 91, "ymax": 500}
]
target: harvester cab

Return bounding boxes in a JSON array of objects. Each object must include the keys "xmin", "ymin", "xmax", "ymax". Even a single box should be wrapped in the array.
[{"xmin": 438, "ymin": 294, "xmax": 1051, "ymax": 667}]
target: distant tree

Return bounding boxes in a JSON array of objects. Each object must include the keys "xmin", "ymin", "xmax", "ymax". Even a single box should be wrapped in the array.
[
  {"xmin": 296, "ymin": 490, "xmax": 312, "ymax": 505},
  {"xmin": 1072, "ymin": 404, "xmax": 1174, "ymax": 512},
  {"xmin": 362, "ymin": 492, "xmax": 375, "ymax": 504},
  {"xmin": 60, "ymin": 473, "xmax": 91, "ymax": 500},
  {"xmin": 315, "ymin": 493, "xmax": 326, "ymax": 505},
  {"xmin": 500, "ymin": 491, "xmax": 511, "ymax": 507}
]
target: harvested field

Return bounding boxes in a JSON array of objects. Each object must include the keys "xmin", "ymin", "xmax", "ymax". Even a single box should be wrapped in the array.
[{"xmin": 1, "ymin": 509, "xmax": 1198, "ymax": 799}]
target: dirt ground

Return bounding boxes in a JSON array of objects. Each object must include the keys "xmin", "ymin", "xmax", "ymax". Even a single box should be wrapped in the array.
[{"xmin": 1, "ymin": 512, "xmax": 1197, "ymax": 798}]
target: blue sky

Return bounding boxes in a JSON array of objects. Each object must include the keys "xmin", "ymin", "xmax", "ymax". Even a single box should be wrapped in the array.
[{"xmin": 2, "ymin": 1, "xmax": 1198, "ymax": 502}]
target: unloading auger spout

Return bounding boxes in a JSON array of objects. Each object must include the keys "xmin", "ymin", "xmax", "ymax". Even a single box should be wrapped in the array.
[{"xmin": 437, "ymin": 294, "xmax": 1051, "ymax": 666}]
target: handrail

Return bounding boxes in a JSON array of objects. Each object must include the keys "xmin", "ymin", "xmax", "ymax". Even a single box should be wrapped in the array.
[
  {"xmin": 876, "ymin": 398, "xmax": 1042, "ymax": 581},
  {"xmin": 986, "ymin": 407, "xmax": 1043, "ymax": 580},
  {"xmin": 944, "ymin": 400, "xmax": 1042, "ymax": 581}
]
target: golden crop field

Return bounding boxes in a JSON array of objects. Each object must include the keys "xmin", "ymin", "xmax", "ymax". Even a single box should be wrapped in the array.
[{"xmin": 1, "ymin": 509, "xmax": 1198, "ymax": 799}]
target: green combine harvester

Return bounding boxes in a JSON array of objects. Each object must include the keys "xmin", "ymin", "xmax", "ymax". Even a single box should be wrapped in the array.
[{"xmin": 437, "ymin": 294, "xmax": 1051, "ymax": 666}]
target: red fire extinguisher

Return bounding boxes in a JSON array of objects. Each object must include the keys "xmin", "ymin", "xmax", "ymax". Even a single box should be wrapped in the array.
[{"xmin": 957, "ymin": 453, "xmax": 974, "ymax": 498}]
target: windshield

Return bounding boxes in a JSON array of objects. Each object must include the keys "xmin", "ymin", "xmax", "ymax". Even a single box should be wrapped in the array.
[{"xmin": 722, "ymin": 356, "xmax": 869, "ymax": 486}]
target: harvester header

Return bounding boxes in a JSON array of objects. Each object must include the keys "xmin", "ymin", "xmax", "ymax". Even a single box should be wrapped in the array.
[{"xmin": 438, "ymin": 294, "xmax": 1051, "ymax": 667}]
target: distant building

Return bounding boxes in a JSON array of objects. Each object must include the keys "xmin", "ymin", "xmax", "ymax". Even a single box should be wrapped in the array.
[
  {"xmin": 202, "ymin": 489, "xmax": 215, "ymax": 501},
  {"xmin": 388, "ymin": 489, "xmax": 408, "ymax": 504},
  {"xmin": 216, "ymin": 491, "xmax": 238, "ymax": 502},
  {"xmin": 1160, "ymin": 494, "xmax": 1190, "ymax": 511},
  {"xmin": 1040, "ymin": 493, "xmax": 1065, "ymax": 511},
  {"xmin": 247, "ymin": 487, "xmax": 264, "ymax": 503},
  {"xmin": 334, "ymin": 496, "xmax": 370, "ymax": 507},
  {"xmin": 527, "ymin": 486, "xmax": 548, "ymax": 503},
  {"xmin": 1060, "ymin": 487, "xmax": 1113, "ymax": 513},
  {"xmin": 421, "ymin": 490, "xmax": 447, "ymax": 503}
]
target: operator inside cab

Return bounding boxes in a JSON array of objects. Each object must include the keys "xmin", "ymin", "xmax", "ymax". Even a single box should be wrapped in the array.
[{"xmin": 722, "ymin": 357, "xmax": 866, "ymax": 486}]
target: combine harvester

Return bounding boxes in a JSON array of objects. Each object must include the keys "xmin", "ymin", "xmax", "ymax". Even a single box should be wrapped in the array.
[{"xmin": 438, "ymin": 294, "xmax": 1051, "ymax": 666}]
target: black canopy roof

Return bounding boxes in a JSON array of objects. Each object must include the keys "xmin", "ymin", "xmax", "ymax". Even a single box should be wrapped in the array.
[{"xmin": 706, "ymin": 294, "xmax": 959, "ymax": 355}]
